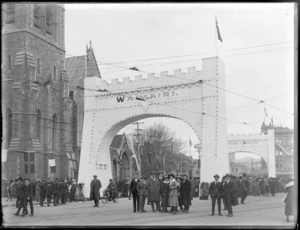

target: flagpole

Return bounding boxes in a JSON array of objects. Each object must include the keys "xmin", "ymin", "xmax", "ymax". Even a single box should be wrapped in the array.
[{"xmin": 215, "ymin": 16, "xmax": 217, "ymax": 57}]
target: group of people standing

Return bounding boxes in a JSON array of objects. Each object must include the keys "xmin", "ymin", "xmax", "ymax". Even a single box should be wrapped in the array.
[
  {"xmin": 10, "ymin": 177, "xmax": 85, "ymax": 217},
  {"xmin": 130, "ymin": 171, "xmax": 192, "ymax": 215},
  {"xmin": 208, "ymin": 173, "xmax": 249, "ymax": 217}
]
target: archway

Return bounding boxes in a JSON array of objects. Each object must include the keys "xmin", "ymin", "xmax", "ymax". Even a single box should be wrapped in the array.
[
  {"xmin": 78, "ymin": 57, "xmax": 230, "ymax": 197},
  {"xmin": 229, "ymin": 151, "xmax": 268, "ymax": 177}
]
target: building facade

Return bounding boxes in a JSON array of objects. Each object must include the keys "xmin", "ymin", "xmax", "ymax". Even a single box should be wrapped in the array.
[{"xmin": 1, "ymin": 3, "xmax": 101, "ymax": 181}]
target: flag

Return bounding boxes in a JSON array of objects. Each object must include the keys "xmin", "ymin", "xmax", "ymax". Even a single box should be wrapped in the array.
[
  {"xmin": 264, "ymin": 106, "xmax": 268, "ymax": 117},
  {"xmin": 129, "ymin": 67, "xmax": 139, "ymax": 71},
  {"xmin": 215, "ymin": 17, "xmax": 223, "ymax": 42}
]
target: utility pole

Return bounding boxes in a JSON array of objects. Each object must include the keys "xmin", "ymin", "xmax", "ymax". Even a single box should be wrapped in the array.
[{"xmin": 132, "ymin": 122, "xmax": 144, "ymax": 178}]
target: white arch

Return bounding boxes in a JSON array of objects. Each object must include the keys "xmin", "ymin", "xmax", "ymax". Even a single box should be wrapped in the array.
[{"xmin": 78, "ymin": 57, "xmax": 230, "ymax": 197}]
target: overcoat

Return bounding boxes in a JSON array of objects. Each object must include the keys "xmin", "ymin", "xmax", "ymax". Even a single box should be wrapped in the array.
[
  {"xmin": 161, "ymin": 181, "xmax": 169, "ymax": 207},
  {"xmin": 180, "ymin": 179, "xmax": 192, "ymax": 206},
  {"xmin": 209, "ymin": 181, "xmax": 223, "ymax": 198},
  {"xmin": 90, "ymin": 179, "xmax": 102, "ymax": 201},
  {"xmin": 284, "ymin": 182, "xmax": 294, "ymax": 215},
  {"xmin": 137, "ymin": 181, "xmax": 147, "ymax": 196},
  {"xmin": 146, "ymin": 178, "xmax": 161, "ymax": 202},
  {"xmin": 168, "ymin": 179, "xmax": 179, "ymax": 207}
]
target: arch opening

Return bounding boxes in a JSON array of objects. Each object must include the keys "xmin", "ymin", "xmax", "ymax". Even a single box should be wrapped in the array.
[{"xmin": 229, "ymin": 151, "xmax": 268, "ymax": 178}]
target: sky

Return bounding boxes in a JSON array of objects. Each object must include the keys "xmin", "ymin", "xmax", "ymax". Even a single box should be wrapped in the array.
[{"xmin": 64, "ymin": 3, "xmax": 295, "ymax": 159}]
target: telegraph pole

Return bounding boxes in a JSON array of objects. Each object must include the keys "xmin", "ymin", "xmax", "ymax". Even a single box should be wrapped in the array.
[{"xmin": 132, "ymin": 122, "xmax": 144, "ymax": 178}]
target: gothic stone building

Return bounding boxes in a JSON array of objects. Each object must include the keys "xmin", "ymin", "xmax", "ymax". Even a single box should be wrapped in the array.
[{"xmin": 1, "ymin": 3, "xmax": 101, "ymax": 181}]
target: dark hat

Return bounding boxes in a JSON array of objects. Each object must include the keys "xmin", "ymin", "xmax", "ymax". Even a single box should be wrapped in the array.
[
  {"xmin": 24, "ymin": 178, "xmax": 30, "ymax": 181},
  {"xmin": 141, "ymin": 175, "xmax": 146, "ymax": 179},
  {"xmin": 225, "ymin": 174, "xmax": 230, "ymax": 178},
  {"xmin": 17, "ymin": 177, "xmax": 23, "ymax": 181},
  {"xmin": 168, "ymin": 173, "xmax": 175, "ymax": 179},
  {"xmin": 214, "ymin": 174, "xmax": 220, "ymax": 178},
  {"xmin": 93, "ymin": 175, "xmax": 97, "ymax": 177},
  {"xmin": 182, "ymin": 173, "xmax": 188, "ymax": 177},
  {"xmin": 157, "ymin": 171, "xmax": 164, "ymax": 175}
]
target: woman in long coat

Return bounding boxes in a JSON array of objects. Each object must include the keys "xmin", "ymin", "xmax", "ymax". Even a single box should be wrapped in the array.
[
  {"xmin": 176, "ymin": 177, "xmax": 183, "ymax": 211},
  {"xmin": 180, "ymin": 174, "xmax": 191, "ymax": 212},
  {"xmin": 284, "ymin": 178, "xmax": 294, "ymax": 222},
  {"xmin": 168, "ymin": 174, "xmax": 179, "ymax": 214},
  {"xmin": 160, "ymin": 176, "xmax": 170, "ymax": 212}
]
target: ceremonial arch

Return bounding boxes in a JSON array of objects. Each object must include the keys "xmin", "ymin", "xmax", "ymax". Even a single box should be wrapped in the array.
[
  {"xmin": 78, "ymin": 57, "xmax": 229, "ymax": 197},
  {"xmin": 228, "ymin": 129, "xmax": 276, "ymax": 177}
]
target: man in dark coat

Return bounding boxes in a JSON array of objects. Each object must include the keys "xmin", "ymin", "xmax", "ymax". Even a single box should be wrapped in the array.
[
  {"xmin": 223, "ymin": 174, "xmax": 235, "ymax": 217},
  {"xmin": 130, "ymin": 172, "xmax": 140, "ymax": 213},
  {"xmin": 61, "ymin": 179, "xmax": 69, "ymax": 205},
  {"xmin": 14, "ymin": 178, "xmax": 26, "ymax": 216},
  {"xmin": 70, "ymin": 179, "xmax": 77, "ymax": 202},
  {"xmin": 90, "ymin": 175, "xmax": 102, "ymax": 207},
  {"xmin": 221, "ymin": 176, "xmax": 227, "ymax": 211},
  {"xmin": 232, "ymin": 176, "xmax": 239, "ymax": 206},
  {"xmin": 39, "ymin": 180, "xmax": 46, "ymax": 207},
  {"xmin": 146, "ymin": 171, "xmax": 161, "ymax": 212},
  {"xmin": 180, "ymin": 174, "xmax": 192, "ymax": 213},
  {"xmin": 240, "ymin": 173, "xmax": 249, "ymax": 204},
  {"xmin": 52, "ymin": 178, "xmax": 60, "ymax": 206},
  {"xmin": 45, "ymin": 179, "xmax": 53, "ymax": 207},
  {"xmin": 23, "ymin": 179, "xmax": 35, "ymax": 216},
  {"xmin": 209, "ymin": 174, "xmax": 223, "ymax": 216},
  {"xmin": 15, "ymin": 177, "xmax": 23, "ymax": 209},
  {"xmin": 137, "ymin": 176, "xmax": 147, "ymax": 213}
]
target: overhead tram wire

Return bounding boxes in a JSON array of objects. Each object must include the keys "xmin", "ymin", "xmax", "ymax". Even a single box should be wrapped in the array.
[
  {"xmin": 8, "ymin": 41, "xmax": 293, "ymax": 73},
  {"xmin": 9, "ymin": 43, "xmax": 293, "ymax": 115}
]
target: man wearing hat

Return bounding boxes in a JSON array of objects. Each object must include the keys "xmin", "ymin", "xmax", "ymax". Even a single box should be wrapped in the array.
[
  {"xmin": 137, "ymin": 176, "xmax": 148, "ymax": 213},
  {"xmin": 180, "ymin": 173, "xmax": 192, "ymax": 213},
  {"xmin": 240, "ymin": 173, "xmax": 249, "ymax": 204},
  {"xmin": 209, "ymin": 174, "xmax": 223, "ymax": 216},
  {"xmin": 23, "ymin": 178, "xmax": 35, "ymax": 216},
  {"xmin": 15, "ymin": 177, "xmax": 23, "ymax": 209},
  {"xmin": 223, "ymin": 174, "xmax": 234, "ymax": 217},
  {"xmin": 130, "ymin": 172, "xmax": 140, "ymax": 213},
  {"xmin": 90, "ymin": 175, "xmax": 102, "ymax": 207}
]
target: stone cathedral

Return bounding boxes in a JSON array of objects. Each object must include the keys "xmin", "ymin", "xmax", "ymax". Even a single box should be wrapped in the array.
[{"xmin": 2, "ymin": 3, "xmax": 100, "ymax": 181}]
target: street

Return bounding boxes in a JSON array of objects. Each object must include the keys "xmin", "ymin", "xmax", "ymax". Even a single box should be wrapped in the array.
[{"xmin": 2, "ymin": 193, "xmax": 295, "ymax": 227}]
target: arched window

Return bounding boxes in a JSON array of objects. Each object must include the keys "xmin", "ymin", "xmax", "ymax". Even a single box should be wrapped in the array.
[
  {"xmin": 46, "ymin": 5, "xmax": 53, "ymax": 35},
  {"xmin": 8, "ymin": 55, "xmax": 12, "ymax": 70},
  {"xmin": 37, "ymin": 110, "xmax": 41, "ymax": 141},
  {"xmin": 52, "ymin": 114, "xmax": 57, "ymax": 151},
  {"xmin": 5, "ymin": 3, "xmax": 15, "ymax": 24},
  {"xmin": 37, "ymin": 58, "xmax": 40, "ymax": 74},
  {"xmin": 33, "ymin": 4, "xmax": 40, "ymax": 28}
]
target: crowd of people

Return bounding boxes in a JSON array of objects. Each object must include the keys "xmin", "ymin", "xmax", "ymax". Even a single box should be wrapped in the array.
[
  {"xmin": 6, "ymin": 172, "xmax": 294, "ymax": 222},
  {"xmin": 7, "ymin": 177, "xmax": 85, "ymax": 217}
]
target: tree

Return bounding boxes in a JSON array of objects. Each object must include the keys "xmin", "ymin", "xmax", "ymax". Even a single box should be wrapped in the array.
[{"xmin": 131, "ymin": 122, "xmax": 189, "ymax": 176}]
